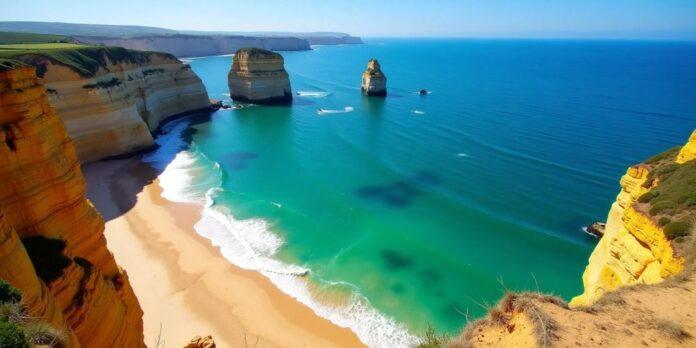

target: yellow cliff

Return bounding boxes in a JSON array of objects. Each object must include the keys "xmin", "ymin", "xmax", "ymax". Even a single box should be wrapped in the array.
[
  {"xmin": 453, "ymin": 130, "xmax": 696, "ymax": 347},
  {"xmin": 0, "ymin": 66, "xmax": 144, "ymax": 346}
]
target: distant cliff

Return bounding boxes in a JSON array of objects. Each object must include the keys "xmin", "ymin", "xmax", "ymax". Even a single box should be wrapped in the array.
[
  {"xmin": 75, "ymin": 34, "xmax": 311, "ymax": 57},
  {"xmin": 0, "ymin": 66, "xmax": 144, "ymax": 346},
  {"xmin": 4, "ymin": 46, "xmax": 210, "ymax": 163},
  {"xmin": 451, "ymin": 130, "xmax": 696, "ymax": 347}
]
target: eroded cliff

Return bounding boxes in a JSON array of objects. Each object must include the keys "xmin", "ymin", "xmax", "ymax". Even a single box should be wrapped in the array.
[
  {"xmin": 228, "ymin": 48, "xmax": 292, "ymax": 105},
  {"xmin": 7, "ymin": 46, "xmax": 210, "ymax": 163},
  {"xmin": 450, "ymin": 130, "xmax": 696, "ymax": 347},
  {"xmin": 361, "ymin": 59, "xmax": 387, "ymax": 97},
  {"xmin": 0, "ymin": 66, "xmax": 144, "ymax": 347}
]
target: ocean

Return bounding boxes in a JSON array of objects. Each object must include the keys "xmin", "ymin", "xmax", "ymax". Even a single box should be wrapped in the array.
[{"xmin": 144, "ymin": 39, "xmax": 696, "ymax": 346}]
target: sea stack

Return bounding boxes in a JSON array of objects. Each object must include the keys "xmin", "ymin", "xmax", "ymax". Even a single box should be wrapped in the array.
[
  {"xmin": 228, "ymin": 48, "xmax": 292, "ymax": 105},
  {"xmin": 361, "ymin": 59, "xmax": 387, "ymax": 97}
]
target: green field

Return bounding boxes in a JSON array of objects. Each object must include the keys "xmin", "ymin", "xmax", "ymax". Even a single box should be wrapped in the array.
[
  {"xmin": 0, "ymin": 31, "xmax": 73, "ymax": 45},
  {"xmin": 0, "ymin": 43, "xmax": 84, "ymax": 49}
]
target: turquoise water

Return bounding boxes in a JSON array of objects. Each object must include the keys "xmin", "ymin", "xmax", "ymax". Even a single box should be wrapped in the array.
[{"xmin": 151, "ymin": 39, "xmax": 696, "ymax": 345}]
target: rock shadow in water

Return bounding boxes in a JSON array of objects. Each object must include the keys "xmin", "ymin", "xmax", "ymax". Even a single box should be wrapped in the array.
[
  {"xmin": 355, "ymin": 170, "xmax": 441, "ymax": 207},
  {"xmin": 220, "ymin": 151, "xmax": 258, "ymax": 171},
  {"xmin": 381, "ymin": 249, "xmax": 413, "ymax": 270}
]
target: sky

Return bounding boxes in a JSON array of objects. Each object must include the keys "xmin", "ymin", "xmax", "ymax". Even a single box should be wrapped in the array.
[{"xmin": 2, "ymin": 0, "xmax": 696, "ymax": 39}]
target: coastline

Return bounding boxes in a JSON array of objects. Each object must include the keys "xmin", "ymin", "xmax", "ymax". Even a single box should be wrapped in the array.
[{"xmin": 83, "ymin": 157, "xmax": 365, "ymax": 347}]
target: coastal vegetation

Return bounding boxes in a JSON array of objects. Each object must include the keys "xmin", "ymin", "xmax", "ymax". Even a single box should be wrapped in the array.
[
  {"xmin": 0, "ymin": 31, "xmax": 73, "ymax": 45},
  {"xmin": 0, "ymin": 279, "xmax": 65, "ymax": 347}
]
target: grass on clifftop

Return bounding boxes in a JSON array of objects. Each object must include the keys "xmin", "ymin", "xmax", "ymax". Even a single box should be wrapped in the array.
[
  {"xmin": 638, "ymin": 147, "xmax": 696, "ymax": 241},
  {"xmin": 0, "ymin": 43, "xmax": 176, "ymax": 76},
  {"xmin": 0, "ymin": 31, "xmax": 74, "ymax": 45}
]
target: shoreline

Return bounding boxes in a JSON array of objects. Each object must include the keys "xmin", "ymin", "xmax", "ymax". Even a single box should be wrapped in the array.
[{"xmin": 83, "ymin": 157, "xmax": 365, "ymax": 347}]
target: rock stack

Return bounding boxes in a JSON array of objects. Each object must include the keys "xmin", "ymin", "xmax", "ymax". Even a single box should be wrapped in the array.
[
  {"xmin": 228, "ymin": 48, "xmax": 292, "ymax": 105},
  {"xmin": 361, "ymin": 59, "xmax": 387, "ymax": 97}
]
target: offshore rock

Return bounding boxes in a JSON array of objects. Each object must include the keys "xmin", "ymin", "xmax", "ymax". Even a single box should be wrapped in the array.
[
  {"xmin": 585, "ymin": 222, "xmax": 606, "ymax": 239},
  {"xmin": 0, "ymin": 66, "xmax": 144, "ymax": 347},
  {"xmin": 227, "ymin": 48, "xmax": 292, "ymax": 105},
  {"xmin": 361, "ymin": 59, "xmax": 387, "ymax": 97}
]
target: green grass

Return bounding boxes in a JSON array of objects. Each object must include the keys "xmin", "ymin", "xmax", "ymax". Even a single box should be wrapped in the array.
[
  {"xmin": 0, "ymin": 31, "xmax": 73, "ymax": 45},
  {"xmin": 0, "ymin": 44, "xmax": 175, "ymax": 76}
]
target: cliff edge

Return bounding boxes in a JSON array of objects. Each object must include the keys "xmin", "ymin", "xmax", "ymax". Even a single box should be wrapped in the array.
[
  {"xmin": 0, "ymin": 66, "xmax": 144, "ymax": 346},
  {"xmin": 2, "ymin": 45, "xmax": 210, "ymax": 163},
  {"xmin": 450, "ymin": 130, "xmax": 696, "ymax": 347}
]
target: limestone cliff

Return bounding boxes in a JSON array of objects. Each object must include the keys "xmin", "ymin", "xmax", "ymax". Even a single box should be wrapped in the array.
[
  {"xmin": 361, "ymin": 59, "xmax": 387, "ymax": 97},
  {"xmin": 451, "ymin": 130, "xmax": 696, "ymax": 347},
  {"xmin": 0, "ymin": 66, "xmax": 144, "ymax": 347},
  {"xmin": 10, "ymin": 46, "xmax": 210, "ymax": 163},
  {"xmin": 75, "ymin": 34, "xmax": 311, "ymax": 57},
  {"xmin": 228, "ymin": 48, "xmax": 292, "ymax": 105}
]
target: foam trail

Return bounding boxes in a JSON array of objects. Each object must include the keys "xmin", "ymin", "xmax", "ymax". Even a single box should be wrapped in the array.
[
  {"xmin": 317, "ymin": 106, "xmax": 354, "ymax": 115},
  {"xmin": 413, "ymin": 110, "xmax": 426, "ymax": 115},
  {"xmin": 156, "ymin": 145, "xmax": 420, "ymax": 347},
  {"xmin": 297, "ymin": 90, "xmax": 331, "ymax": 98}
]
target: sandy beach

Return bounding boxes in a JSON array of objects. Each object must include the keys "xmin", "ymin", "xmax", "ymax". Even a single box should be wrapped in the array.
[{"xmin": 83, "ymin": 158, "xmax": 364, "ymax": 348}]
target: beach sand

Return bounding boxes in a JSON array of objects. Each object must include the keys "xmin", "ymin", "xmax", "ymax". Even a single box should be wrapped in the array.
[{"xmin": 83, "ymin": 158, "xmax": 364, "ymax": 348}]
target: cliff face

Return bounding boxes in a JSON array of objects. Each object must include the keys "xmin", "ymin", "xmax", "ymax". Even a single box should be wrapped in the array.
[
  {"xmin": 75, "ymin": 35, "xmax": 311, "ymax": 57},
  {"xmin": 454, "ymin": 130, "xmax": 696, "ymax": 347},
  {"xmin": 13, "ymin": 48, "xmax": 210, "ymax": 163},
  {"xmin": 0, "ymin": 66, "xmax": 144, "ymax": 346},
  {"xmin": 570, "ymin": 131, "xmax": 696, "ymax": 307},
  {"xmin": 361, "ymin": 59, "xmax": 387, "ymax": 97},
  {"xmin": 228, "ymin": 48, "xmax": 292, "ymax": 105}
]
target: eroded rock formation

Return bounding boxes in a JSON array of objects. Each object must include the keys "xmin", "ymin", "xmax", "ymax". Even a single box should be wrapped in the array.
[
  {"xmin": 11, "ymin": 47, "xmax": 210, "ymax": 163},
  {"xmin": 361, "ymin": 59, "xmax": 387, "ymax": 97},
  {"xmin": 0, "ymin": 66, "xmax": 144, "ymax": 347},
  {"xmin": 228, "ymin": 48, "xmax": 292, "ymax": 105}
]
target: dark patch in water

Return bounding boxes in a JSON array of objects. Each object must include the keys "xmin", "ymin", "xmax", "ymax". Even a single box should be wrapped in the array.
[
  {"xmin": 355, "ymin": 170, "xmax": 441, "ymax": 206},
  {"xmin": 390, "ymin": 283, "xmax": 406, "ymax": 294},
  {"xmin": 443, "ymin": 302, "xmax": 466, "ymax": 319},
  {"xmin": 381, "ymin": 249, "xmax": 413, "ymax": 269},
  {"xmin": 419, "ymin": 269, "xmax": 442, "ymax": 283},
  {"xmin": 221, "ymin": 151, "xmax": 258, "ymax": 171}
]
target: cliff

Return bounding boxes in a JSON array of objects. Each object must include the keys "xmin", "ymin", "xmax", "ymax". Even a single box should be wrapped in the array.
[
  {"xmin": 75, "ymin": 34, "xmax": 311, "ymax": 57},
  {"xmin": 361, "ymin": 59, "xmax": 387, "ymax": 97},
  {"xmin": 3, "ymin": 46, "xmax": 210, "ymax": 163},
  {"xmin": 450, "ymin": 130, "xmax": 696, "ymax": 347},
  {"xmin": 0, "ymin": 66, "xmax": 144, "ymax": 346},
  {"xmin": 228, "ymin": 48, "xmax": 292, "ymax": 105}
]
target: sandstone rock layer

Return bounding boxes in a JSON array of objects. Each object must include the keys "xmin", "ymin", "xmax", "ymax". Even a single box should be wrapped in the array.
[
  {"xmin": 361, "ymin": 59, "xmax": 387, "ymax": 97},
  {"xmin": 13, "ymin": 48, "xmax": 210, "ymax": 163},
  {"xmin": 228, "ymin": 48, "xmax": 292, "ymax": 105},
  {"xmin": 0, "ymin": 66, "xmax": 144, "ymax": 347}
]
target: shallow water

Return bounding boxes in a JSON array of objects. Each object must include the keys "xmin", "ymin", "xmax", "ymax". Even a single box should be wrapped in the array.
[{"xmin": 151, "ymin": 39, "xmax": 696, "ymax": 345}]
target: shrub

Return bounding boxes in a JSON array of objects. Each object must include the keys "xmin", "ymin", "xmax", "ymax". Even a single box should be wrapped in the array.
[
  {"xmin": 0, "ymin": 280, "xmax": 21, "ymax": 304},
  {"xmin": 638, "ymin": 191, "xmax": 658, "ymax": 203},
  {"xmin": 0, "ymin": 320, "xmax": 30, "ymax": 348},
  {"xmin": 649, "ymin": 201, "xmax": 677, "ymax": 216},
  {"xmin": 22, "ymin": 322, "xmax": 66, "ymax": 347},
  {"xmin": 418, "ymin": 324, "xmax": 448, "ymax": 348},
  {"xmin": 658, "ymin": 217, "xmax": 672, "ymax": 226},
  {"xmin": 664, "ymin": 221, "xmax": 691, "ymax": 240}
]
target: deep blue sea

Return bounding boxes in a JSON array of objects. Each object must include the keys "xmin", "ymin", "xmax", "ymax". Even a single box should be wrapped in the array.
[{"xmin": 148, "ymin": 39, "xmax": 696, "ymax": 346}]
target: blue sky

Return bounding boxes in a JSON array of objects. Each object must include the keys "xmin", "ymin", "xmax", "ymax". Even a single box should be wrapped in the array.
[{"xmin": 2, "ymin": 0, "xmax": 696, "ymax": 38}]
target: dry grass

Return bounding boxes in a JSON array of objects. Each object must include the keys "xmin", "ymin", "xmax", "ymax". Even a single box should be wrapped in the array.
[
  {"xmin": 453, "ymin": 292, "xmax": 566, "ymax": 348},
  {"xmin": 656, "ymin": 319, "xmax": 692, "ymax": 342}
]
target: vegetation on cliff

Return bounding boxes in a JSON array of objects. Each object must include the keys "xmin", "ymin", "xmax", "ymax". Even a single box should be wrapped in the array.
[
  {"xmin": 0, "ymin": 43, "xmax": 176, "ymax": 77},
  {"xmin": 0, "ymin": 279, "xmax": 65, "ymax": 347},
  {"xmin": 0, "ymin": 31, "xmax": 73, "ymax": 45}
]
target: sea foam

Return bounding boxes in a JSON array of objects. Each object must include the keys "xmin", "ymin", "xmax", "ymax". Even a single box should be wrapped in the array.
[{"xmin": 151, "ymin": 119, "xmax": 419, "ymax": 347}]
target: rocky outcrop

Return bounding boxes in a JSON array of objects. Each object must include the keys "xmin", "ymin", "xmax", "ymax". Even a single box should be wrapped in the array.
[
  {"xmin": 184, "ymin": 335, "xmax": 216, "ymax": 348},
  {"xmin": 228, "ymin": 48, "xmax": 292, "ymax": 105},
  {"xmin": 0, "ymin": 66, "xmax": 144, "ymax": 347},
  {"xmin": 569, "ymin": 132, "xmax": 696, "ymax": 307},
  {"xmin": 75, "ymin": 34, "xmax": 311, "ymax": 57},
  {"xmin": 452, "ymin": 130, "xmax": 696, "ymax": 347},
  {"xmin": 361, "ymin": 59, "xmax": 387, "ymax": 97},
  {"xmin": 11, "ymin": 47, "xmax": 210, "ymax": 163}
]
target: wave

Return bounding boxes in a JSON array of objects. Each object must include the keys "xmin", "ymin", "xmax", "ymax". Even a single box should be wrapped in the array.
[
  {"xmin": 412, "ymin": 110, "xmax": 426, "ymax": 115},
  {"xmin": 156, "ymin": 145, "xmax": 419, "ymax": 347},
  {"xmin": 297, "ymin": 90, "xmax": 331, "ymax": 98},
  {"xmin": 317, "ymin": 106, "xmax": 354, "ymax": 115}
]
